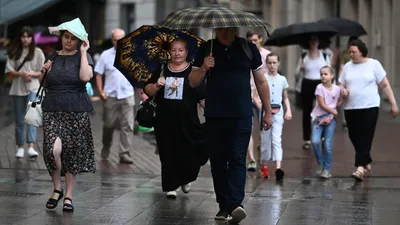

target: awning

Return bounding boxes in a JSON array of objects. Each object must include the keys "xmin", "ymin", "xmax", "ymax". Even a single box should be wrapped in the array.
[{"xmin": 0, "ymin": 0, "xmax": 62, "ymax": 24}]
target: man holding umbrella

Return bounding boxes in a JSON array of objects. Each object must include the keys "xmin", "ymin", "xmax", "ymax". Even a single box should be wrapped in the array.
[{"xmin": 190, "ymin": 27, "xmax": 272, "ymax": 223}]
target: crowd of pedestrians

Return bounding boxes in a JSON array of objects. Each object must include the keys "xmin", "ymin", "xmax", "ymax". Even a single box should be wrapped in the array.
[{"xmin": 3, "ymin": 17, "xmax": 398, "ymax": 224}]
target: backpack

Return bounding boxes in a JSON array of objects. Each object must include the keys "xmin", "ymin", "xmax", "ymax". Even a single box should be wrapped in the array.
[
  {"xmin": 205, "ymin": 37, "xmax": 253, "ymax": 62},
  {"xmin": 301, "ymin": 51, "xmax": 328, "ymax": 62}
]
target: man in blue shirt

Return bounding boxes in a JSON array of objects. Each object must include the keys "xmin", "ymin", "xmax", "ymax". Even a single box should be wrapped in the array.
[{"xmin": 190, "ymin": 27, "xmax": 272, "ymax": 223}]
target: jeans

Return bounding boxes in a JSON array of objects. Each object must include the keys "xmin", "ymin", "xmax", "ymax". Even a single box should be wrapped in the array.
[
  {"xmin": 13, "ymin": 92, "xmax": 37, "ymax": 146},
  {"xmin": 206, "ymin": 117, "xmax": 252, "ymax": 213},
  {"xmin": 311, "ymin": 118, "xmax": 336, "ymax": 170}
]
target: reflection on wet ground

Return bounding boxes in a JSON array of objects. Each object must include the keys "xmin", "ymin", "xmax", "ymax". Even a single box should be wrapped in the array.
[{"xmin": 0, "ymin": 170, "xmax": 399, "ymax": 225}]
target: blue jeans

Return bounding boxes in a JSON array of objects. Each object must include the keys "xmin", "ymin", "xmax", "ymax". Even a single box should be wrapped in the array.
[
  {"xmin": 206, "ymin": 117, "xmax": 252, "ymax": 213},
  {"xmin": 13, "ymin": 92, "xmax": 37, "ymax": 146},
  {"xmin": 311, "ymin": 118, "xmax": 336, "ymax": 170}
]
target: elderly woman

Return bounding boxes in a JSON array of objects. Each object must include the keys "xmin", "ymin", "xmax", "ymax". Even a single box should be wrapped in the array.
[
  {"xmin": 144, "ymin": 38, "xmax": 206, "ymax": 199},
  {"xmin": 5, "ymin": 26, "xmax": 45, "ymax": 158},
  {"xmin": 41, "ymin": 19, "xmax": 95, "ymax": 212},
  {"xmin": 339, "ymin": 39, "xmax": 398, "ymax": 181}
]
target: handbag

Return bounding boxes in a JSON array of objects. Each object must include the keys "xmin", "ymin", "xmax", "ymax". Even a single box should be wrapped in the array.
[
  {"xmin": 135, "ymin": 64, "xmax": 165, "ymax": 128},
  {"xmin": 24, "ymin": 66, "xmax": 50, "ymax": 127}
]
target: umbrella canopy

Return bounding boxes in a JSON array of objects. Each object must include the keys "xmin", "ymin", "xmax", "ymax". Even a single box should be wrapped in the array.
[
  {"xmin": 265, "ymin": 22, "xmax": 337, "ymax": 47},
  {"xmin": 160, "ymin": 4, "xmax": 271, "ymax": 30},
  {"xmin": 114, "ymin": 25, "xmax": 204, "ymax": 88},
  {"xmin": 317, "ymin": 18, "xmax": 367, "ymax": 37},
  {"xmin": 34, "ymin": 32, "xmax": 59, "ymax": 45}
]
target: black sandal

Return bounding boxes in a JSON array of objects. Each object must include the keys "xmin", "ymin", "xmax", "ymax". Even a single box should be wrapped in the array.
[
  {"xmin": 46, "ymin": 189, "xmax": 64, "ymax": 209},
  {"xmin": 63, "ymin": 197, "xmax": 74, "ymax": 212}
]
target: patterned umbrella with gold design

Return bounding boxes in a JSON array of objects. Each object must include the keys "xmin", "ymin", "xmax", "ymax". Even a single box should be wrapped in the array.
[{"xmin": 114, "ymin": 25, "xmax": 204, "ymax": 88}]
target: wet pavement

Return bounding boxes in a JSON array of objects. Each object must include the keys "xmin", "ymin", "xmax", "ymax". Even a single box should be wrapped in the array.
[{"xmin": 0, "ymin": 94, "xmax": 400, "ymax": 224}]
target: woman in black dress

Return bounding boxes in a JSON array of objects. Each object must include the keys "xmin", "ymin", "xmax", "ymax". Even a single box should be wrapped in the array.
[
  {"xmin": 144, "ymin": 38, "xmax": 206, "ymax": 198},
  {"xmin": 41, "ymin": 27, "xmax": 95, "ymax": 211}
]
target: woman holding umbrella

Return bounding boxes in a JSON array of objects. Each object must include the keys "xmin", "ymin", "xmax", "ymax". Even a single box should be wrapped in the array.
[{"xmin": 144, "ymin": 38, "xmax": 206, "ymax": 198}]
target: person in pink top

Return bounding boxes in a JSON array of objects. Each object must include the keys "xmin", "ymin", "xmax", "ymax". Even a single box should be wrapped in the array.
[
  {"xmin": 311, "ymin": 66, "xmax": 343, "ymax": 179},
  {"xmin": 246, "ymin": 30, "xmax": 270, "ymax": 171}
]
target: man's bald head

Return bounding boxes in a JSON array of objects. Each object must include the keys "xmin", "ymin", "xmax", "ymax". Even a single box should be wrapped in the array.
[{"xmin": 111, "ymin": 28, "xmax": 125, "ymax": 48}]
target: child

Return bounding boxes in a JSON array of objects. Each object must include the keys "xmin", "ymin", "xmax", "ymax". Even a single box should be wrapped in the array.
[
  {"xmin": 260, "ymin": 53, "xmax": 292, "ymax": 181},
  {"xmin": 311, "ymin": 65, "xmax": 343, "ymax": 179}
]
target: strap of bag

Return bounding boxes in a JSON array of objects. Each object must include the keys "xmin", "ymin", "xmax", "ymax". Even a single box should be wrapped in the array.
[
  {"xmin": 31, "ymin": 53, "xmax": 57, "ymax": 107},
  {"xmin": 16, "ymin": 55, "xmax": 29, "ymax": 72}
]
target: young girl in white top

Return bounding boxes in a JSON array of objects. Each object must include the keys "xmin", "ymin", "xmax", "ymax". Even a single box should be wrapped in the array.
[
  {"xmin": 311, "ymin": 66, "xmax": 343, "ymax": 179},
  {"xmin": 259, "ymin": 53, "xmax": 292, "ymax": 181}
]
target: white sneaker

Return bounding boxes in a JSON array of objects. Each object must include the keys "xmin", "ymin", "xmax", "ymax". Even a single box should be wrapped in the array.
[
  {"xmin": 28, "ymin": 147, "xmax": 39, "ymax": 158},
  {"xmin": 15, "ymin": 148, "xmax": 24, "ymax": 158},
  {"xmin": 229, "ymin": 206, "xmax": 247, "ymax": 224},
  {"xmin": 166, "ymin": 191, "xmax": 177, "ymax": 199},
  {"xmin": 181, "ymin": 183, "xmax": 191, "ymax": 194}
]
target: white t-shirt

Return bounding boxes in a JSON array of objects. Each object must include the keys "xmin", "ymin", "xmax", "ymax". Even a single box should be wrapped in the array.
[
  {"xmin": 261, "ymin": 73, "xmax": 289, "ymax": 106},
  {"xmin": 339, "ymin": 59, "xmax": 386, "ymax": 110},
  {"xmin": 303, "ymin": 51, "xmax": 330, "ymax": 80}
]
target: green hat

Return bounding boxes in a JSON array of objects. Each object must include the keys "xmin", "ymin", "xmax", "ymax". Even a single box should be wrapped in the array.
[{"xmin": 48, "ymin": 18, "xmax": 88, "ymax": 41}]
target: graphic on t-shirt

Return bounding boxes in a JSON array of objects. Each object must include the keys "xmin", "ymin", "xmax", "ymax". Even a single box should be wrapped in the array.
[{"xmin": 164, "ymin": 77, "xmax": 184, "ymax": 100}]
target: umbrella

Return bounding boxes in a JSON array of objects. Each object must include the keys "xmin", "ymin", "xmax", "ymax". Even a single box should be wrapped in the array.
[
  {"xmin": 265, "ymin": 22, "xmax": 337, "ymax": 47},
  {"xmin": 159, "ymin": 4, "xmax": 271, "ymax": 31},
  {"xmin": 113, "ymin": 25, "xmax": 204, "ymax": 88},
  {"xmin": 34, "ymin": 32, "xmax": 59, "ymax": 45},
  {"xmin": 317, "ymin": 18, "xmax": 367, "ymax": 37}
]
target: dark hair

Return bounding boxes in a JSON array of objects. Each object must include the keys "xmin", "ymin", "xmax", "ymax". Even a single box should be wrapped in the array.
[
  {"xmin": 170, "ymin": 38, "xmax": 188, "ymax": 50},
  {"xmin": 349, "ymin": 39, "xmax": 368, "ymax": 57},
  {"xmin": 7, "ymin": 26, "xmax": 35, "ymax": 61},
  {"xmin": 320, "ymin": 65, "xmax": 335, "ymax": 74},
  {"xmin": 266, "ymin": 52, "xmax": 280, "ymax": 62},
  {"xmin": 246, "ymin": 29, "xmax": 263, "ymax": 39},
  {"xmin": 59, "ymin": 30, "xmax": 82, "ymax": 50}
]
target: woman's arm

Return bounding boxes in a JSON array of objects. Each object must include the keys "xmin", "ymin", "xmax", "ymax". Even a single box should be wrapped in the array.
[
  {"xmin": 144, "ymin": 83, "xmax": 162, "ymax": 97},
  {"xmin": 79, "ymin": 52, "xmax": 93, "ymax": 82},
  {"xmin": 282, "ymin": 89, "xmax": 292, "ymax": 120},
  {"xmin": 379, "ymin": 77, "xmax": 397, "ymax": 107}
]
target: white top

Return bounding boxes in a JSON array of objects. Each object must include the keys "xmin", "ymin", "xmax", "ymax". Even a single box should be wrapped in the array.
[
  {"xmin": 263, "ymin": 73, "xmax": 289, "ymax": 106},
  {"xmin": 94, "ymin": 47, "xmax": 134, "ymax": 100},
  {"xmin": 303, "ymin": 51, "xmax": 330, "ymax": 80},
  {"xmin": 5, "ymin": 47, "xmax": 45, "ymax": 95},
  {"xmin": 339, "ymin": 58, "xmax": 386, "ymax": 110}
]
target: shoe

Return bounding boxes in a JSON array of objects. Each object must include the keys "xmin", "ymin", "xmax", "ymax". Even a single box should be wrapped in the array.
[
  {"xmin": 63, "ymin": 197, "xmax": 74, "ymax": 212},
  {"xmin": 137, "ymin": 126, "xmax": 154, "ymax": 133},
  {"xmin": 46, "ymin": 189, "xmax": 64, "ymax": 209},
  {"xmin": 260, "ymin": 165, "xmax": 269, "ymax": 178},
  {"xmin": 166, "ymin": 190, "xmax": 177, "ymax": 199},
  {"xmin": 302, "ymin": 142, "xmax": 311, "ymax": 150},
  {"xmin": 316, "ymin": 164, "xmax": 323, "ymax": 176},
  {"xmin": 101, "ymin": 147, "xmax": 110, "ymax": 159},
  {"xmin": 27, "ymin": 147, "xmax": 38, "ymax": 158},
  {"xmin": 275, "ymin": 168, "xmax": 285, "ymax": 181},
  {"xmin": 181, "ymin": 183, "xmax": 191, "ymax": 194},
  {"xmin": 229, "ymin": 206, "xmax": 246, "ymax": 224},
  {"xmin": 247, "ymin": 160, "xmax": 256, "ymax": 172},
  {"xmin": 119, "ymin": 154, "xmax": 133, "ymax": 164},
  {"xmin": 320, "ymin": 169, "xmax": 331, "ymax": 179},
  {"xmin": 15, "ymin": 148, "xmax": 24, "ymax": 158},
  {"xmin": 215, "ymin": 210, "xmax": 230, "ymax": 220}
]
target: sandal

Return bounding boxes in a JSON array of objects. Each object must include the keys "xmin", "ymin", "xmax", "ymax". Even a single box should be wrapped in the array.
[
  {"xmin": 46, "ymin": 189, "xmax": 64, "ymax": 209},
  {"xmin": 63, "ymin": 197, "xmax": 74, "ymax": 212},
  {"xmin": 364, "ymin": 165, "xmax": 372, "ymax": 176},
  {"xmin": 352, "ymin": 169, "xmax": 364, "ymax": 181}
]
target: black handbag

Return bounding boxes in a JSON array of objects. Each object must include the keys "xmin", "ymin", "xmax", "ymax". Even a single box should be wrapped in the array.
[{"xmin": 135, "ymin": 64, "xmax": 164, "ymax": 128}]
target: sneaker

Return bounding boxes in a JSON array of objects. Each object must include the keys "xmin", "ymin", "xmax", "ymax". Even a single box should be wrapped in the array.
[
  {"xmin": 320, "ymin": 169, "xmax": 332, "ymax": 179},
  {"xmin": 275, "ymin": 168, "xmax": 285, "ymax": 181},
  {"xmin": 15, "ymin": 148, "xmax": 24, "ymax": 158},
  {"xmin": 260, "ymin": 165, "xmax": 269, "ymax": 178},
  {"xmin": 181, "ymin": 183, "xmax": 191, "ymax": 194},
  {"xmin": 316, "ymin": 164, "xmax": 323, "ymax": 176},
  {"xmin": 119, "ymin": 154, "xmax": 133, "ymax": 164},
  {"xmin": 166, "ymin": 190, "xmax": 177, "ymax": 199},
  {"xmin": 27, "ymin": 147, "xmax": 38, "ymax": 158},
  {"xmin": 215, "ymin": 210, "xmax": 230, "ymax": 220},
  {"xmin": 247, "ymin": 160, "xmax": 256, "ymax": 172},
  {"xmin": 229, "ymin": 206, "xmax": 246, "ymax": 224}
]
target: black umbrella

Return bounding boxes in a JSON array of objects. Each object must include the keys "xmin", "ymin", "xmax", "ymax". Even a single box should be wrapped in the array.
[
  {"xmin": 265, "ymin": 22, "xmax": 337, "ymax": 47},
  {"xmin": 317, "ymin": 18, "xmax": 367, "ymax": 37}
]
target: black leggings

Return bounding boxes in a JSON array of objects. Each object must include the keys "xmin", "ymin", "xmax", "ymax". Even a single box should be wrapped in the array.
[
  {"xmin": 300, "ymin": 78, "xmax": 321, "ymax": 141},
  {"xmin": 344, "ymin": 107, "xmax": 379, "ymax": 167}
]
